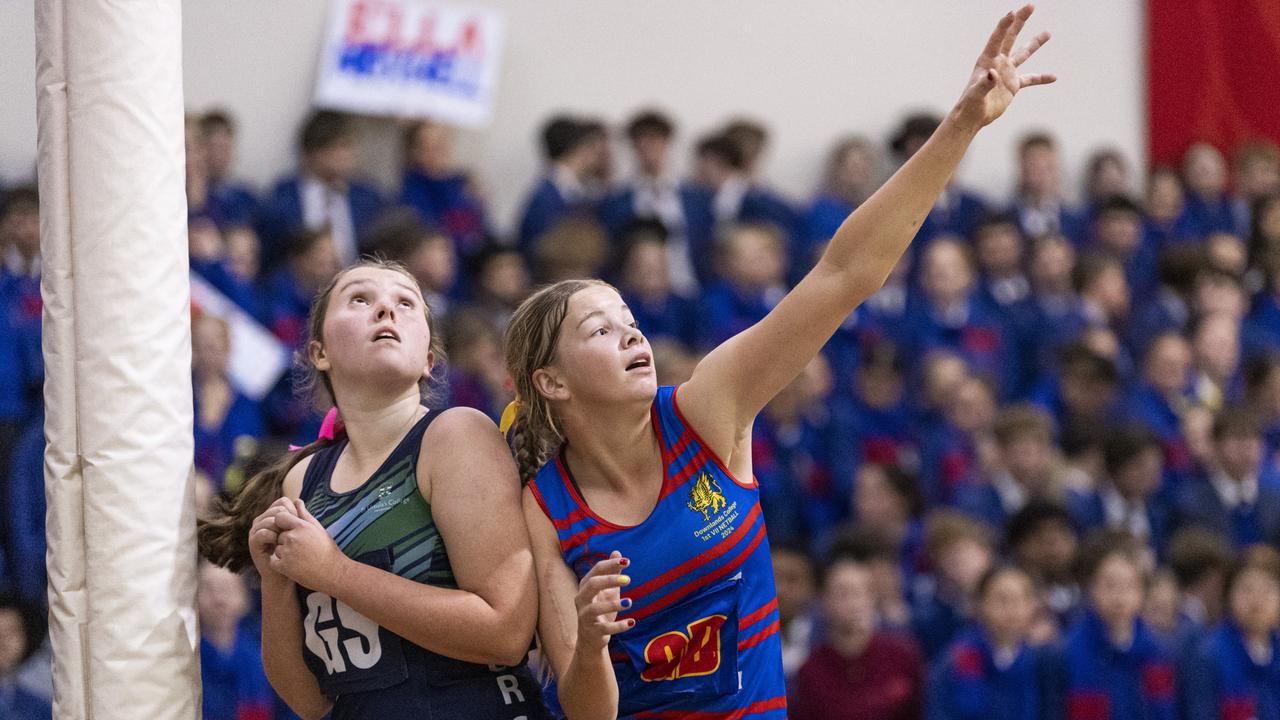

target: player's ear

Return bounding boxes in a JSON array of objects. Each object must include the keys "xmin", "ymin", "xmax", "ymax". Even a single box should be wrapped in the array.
[
  {"xmin": 310, "ymin": 340, "xmax": 330, "ymax": 373},
  {"xmin": 533, "ymin": 366, "xmax": 569, "ymax": 402}
]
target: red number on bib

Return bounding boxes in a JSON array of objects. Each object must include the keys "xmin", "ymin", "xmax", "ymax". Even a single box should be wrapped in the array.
[{"xmin": 640, "ymin": 614, "xmax": 727, "ymax": 682}]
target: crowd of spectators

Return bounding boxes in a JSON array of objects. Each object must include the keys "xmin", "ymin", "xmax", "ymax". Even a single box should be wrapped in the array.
[{"xmin": 2, "ymin": 104, "xmax": 1279, "ymax": 719}]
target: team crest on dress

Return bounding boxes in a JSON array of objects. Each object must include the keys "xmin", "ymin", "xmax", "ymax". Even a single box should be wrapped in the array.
[{"xmin": 687, "ymin": 472, "xmax": 727, "ymax": 521}]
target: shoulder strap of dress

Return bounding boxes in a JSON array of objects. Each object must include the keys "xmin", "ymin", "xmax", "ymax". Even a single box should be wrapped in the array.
[
  {"xmin": 528, "ymin": 452, "xmax": 579, "ymax": 524},
  {"xmin": 401, "ymin": 408, "xmax": 439, "ymax": 462},
  {"xmin": 299, "ymin": 440, "xmax": 344, "ymax": 501}
]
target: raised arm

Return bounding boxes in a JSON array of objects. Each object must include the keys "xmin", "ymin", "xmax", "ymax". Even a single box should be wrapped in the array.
[
  {"xmin": 270, "ymin": 408, "xmax": 538, "ymax": 666},
  {"xmin": 679, "ymin": 5, "xmax": 1054, "ymax": 455}
]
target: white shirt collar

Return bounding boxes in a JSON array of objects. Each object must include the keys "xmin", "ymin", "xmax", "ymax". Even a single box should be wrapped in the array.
[
  {"xmin": 989, "ymin": 275, "xmax": 1030, "ymax": 305},
  {"xmin": 992, "ymin": 471, "xmax": 1029, "ymax": 514},
  {"xmin": 1101, "ymin": 484, "xmax": 1151, "ymax": 540},
  {"xmin": 550, "ymin": 164, "xmax": 586, "ymax": 202},
  {"xmin": 3, "ymin": 247, "xmax": 39, "ymax": 277},
  {"xmin": 299, "ymin": 174, "xmax": 357, "ymax": 265},
  {"xmin": 931, "ymin": 299, "xmax": 970, "ymax": 328},
  {"xmin": 866, "ymin": 283, "xmax": 908, "ymax": 316},
  {"xmin": 1210, "ymin": 470, "xmax": 1258, "ymax": 509},
  {"xmin": 713, "ymin": 175, "xmax": 751, "ymax": 223}
]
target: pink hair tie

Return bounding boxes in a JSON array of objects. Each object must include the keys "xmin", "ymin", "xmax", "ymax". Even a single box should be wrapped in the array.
[
  {"xmin": 289, "ymin": 407, "xmax": 344, "ymax": 451},
  {"xmin": 318, "ymin": 407, "xmax": 344, "ymax": 440}
]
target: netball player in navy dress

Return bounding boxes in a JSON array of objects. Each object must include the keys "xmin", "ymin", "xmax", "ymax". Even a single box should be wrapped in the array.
[
  {"xmin": 200, "ymin": 259, "xmax": 547, "ymax": 720},
  {"xmin": 500, "ymin": 7, "xmax": 1055, "ymax": 718}
]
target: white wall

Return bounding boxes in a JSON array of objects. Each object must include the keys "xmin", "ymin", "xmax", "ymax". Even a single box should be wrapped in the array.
[{"xmin": 2, "ymin": 0, "xmax": 1145, "ymax": 235}]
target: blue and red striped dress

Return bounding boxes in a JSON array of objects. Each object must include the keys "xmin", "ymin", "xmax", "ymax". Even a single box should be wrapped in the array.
[{"xmin": 529, "ymin": 385, "xmax": 788, "ymax": 719}]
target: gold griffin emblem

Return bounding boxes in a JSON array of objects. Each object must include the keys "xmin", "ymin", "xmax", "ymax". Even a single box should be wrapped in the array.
[{"xmin": 687, "ymin": 472, "xmax": 727, "ymax": 521}]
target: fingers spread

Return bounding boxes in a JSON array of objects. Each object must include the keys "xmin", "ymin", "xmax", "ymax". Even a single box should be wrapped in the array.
[
  {"xmin": 579, "ymin": 573, "xmax": 630, "ymax": 600},
  {"xmin": 1000, "ymin": 5, "xmax": 1034, "ymax": 56},
  {"xmin": 581, "ymin": 554, "xmax": 630, "ymax": 580},
  {"xmin": 1012, "ymin": 31, "xmax": 1051, "ymax": 66},
  {"xmin": 598, "ymin": 618, "xmax": 635, "ymax": 636},
  {"xmin": 981, "ymin": 11, "xmax": 1015, "ymax": 59},
  {"xmin": 583, "ymin": 596, "xmax": 629, "ymax": 618},
  {"xmin": 1019, "ymin": 73, "xmax": 1057, "ymax": 87}
]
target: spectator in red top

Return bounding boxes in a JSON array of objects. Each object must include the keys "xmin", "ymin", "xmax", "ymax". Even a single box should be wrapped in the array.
[{"xmin": 791, "ymin": 552, "xmax": 925, "ymax": 720}]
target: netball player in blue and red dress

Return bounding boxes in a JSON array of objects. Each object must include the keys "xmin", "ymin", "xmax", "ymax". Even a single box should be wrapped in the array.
[
  {"xmin": 200, "ymin": 259, "xmax": 548, "ymax": 720},
  {"xmin": 501, "ymin": 7, "xmax": 1055, "ymax": 719}
]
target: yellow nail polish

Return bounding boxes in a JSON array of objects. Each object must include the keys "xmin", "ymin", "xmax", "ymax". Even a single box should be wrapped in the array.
[{"xmin": 619, "ymin": 575, "xmax": 631, "ymax": 586}]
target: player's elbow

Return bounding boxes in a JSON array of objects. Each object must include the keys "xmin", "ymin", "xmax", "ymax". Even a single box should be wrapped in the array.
[
  {"xmin": 263, "ymin": 661, "xmax": 330, "ymax": 719},
  {"xmin": 271, "ymin": 682, "xmax": 331, "ymax": 720},
  {"xmin": 486, "ymin": 598, "xmax": 539, "ymax": 667},
  {"xmin": 486, "ymin": 632, "xmax": 534, "ymax": 668},
  {"xmin": 497, "ymin": 646, "xmax": 532, "ymax": 668},
  {"xmin": 814, "ymin": 257, "xmax": 883, "ymax": 306},
  {"xmin": 296, "ymin": 704, "xmax": 334, "ymax": 720}
]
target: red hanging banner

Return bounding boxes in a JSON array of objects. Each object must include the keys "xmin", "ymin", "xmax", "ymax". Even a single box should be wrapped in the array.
[{"xmin": 1148, "ymin": 0, "xmax": 1280, "ymax": 166}]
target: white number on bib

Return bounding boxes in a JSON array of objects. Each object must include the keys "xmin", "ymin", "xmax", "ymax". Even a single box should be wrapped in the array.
[{"xmin": 303, "ymin": 591, "xmax": 383, "ymax": 674}]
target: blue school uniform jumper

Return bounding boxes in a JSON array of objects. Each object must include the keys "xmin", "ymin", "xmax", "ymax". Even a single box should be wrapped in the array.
[
  {"xmin": 598, "ymin": 183, "xmax": 720, "ymax": 289},
  {"xmin": 516, "ymin": 176, "xmax": 596, "ymax": 256},
  {"xmin": 1060, "ymin": 612, "xmax": 1177, "ymax": 720},
  {"xmin": 926, "ymin": 627, "xmax": 1053, "ymax": 720},
  {"xmin": 399, "ymin": 169, "xmax": 489, "ymax": 259},
  {"xmin": 751, "ymin": 407, "xmax": 850, "ymax": 551},
  {"xmin": 255, "ymin": 175, "xmax": 384, "ymax": 270},
  {"xmin": 1173, "ymin": 471, "xmax": 1280, "ymax": 549},
  {"xmin": 1183, "ymin": 622, "xmax": 1280, "ymax": 720},
  {"xmin": 622, "ymin": 290, "xmax": 703, "ymax": 351},
  {"xmin": 0, "ymin": 271, "xmax": 43, "ymax": 421},
  {"xmin": 200, "ymin": 630, "xmax": 274, "ymax": 720},
  {"xmin": 206, "ymin": 177, "xmax": 261, "ymax": 229},
  {"xmin": 528, "ymin": 386, "xmax": 788, "ymax": 719}
]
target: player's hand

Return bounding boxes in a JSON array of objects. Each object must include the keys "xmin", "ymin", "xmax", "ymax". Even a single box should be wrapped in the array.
[
  {"xmin": 952, "ymin": 4, "xmax": 1055, "ymax": 132},
  {"xmin": 270, "ymin": 499, "xmax": 349, "ymax": 594},
  {"xmin": 247, "ymin": 497, "xmax": 299, "ymax": 582},
  {"xmin": 574, "ymin": 551, "xmax": 634, "ymax": 654}
]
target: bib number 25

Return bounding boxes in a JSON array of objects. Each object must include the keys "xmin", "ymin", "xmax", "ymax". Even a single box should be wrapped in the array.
[{"xmin": 303, "ymin": 591, "xmax": 382, "ymax": 675}]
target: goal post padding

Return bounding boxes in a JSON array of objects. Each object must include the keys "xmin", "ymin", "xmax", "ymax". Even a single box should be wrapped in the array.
[{"xmin": 35, "ymin": 0, "xmax": 201, "ymax": 716}]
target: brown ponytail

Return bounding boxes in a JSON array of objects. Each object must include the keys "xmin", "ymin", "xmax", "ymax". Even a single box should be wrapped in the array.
[{"xmin": 197, "ymin": 436, "xmax": 337, "ymax": 572}]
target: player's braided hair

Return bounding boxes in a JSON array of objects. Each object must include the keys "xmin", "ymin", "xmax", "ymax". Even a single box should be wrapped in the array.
[{"xmin": 504, "ymin": 278, "xmax": 613, "ymax": 482}]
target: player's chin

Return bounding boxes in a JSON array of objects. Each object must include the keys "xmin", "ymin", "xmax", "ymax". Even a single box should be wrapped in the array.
[
  {"xmin": 359, "ymin": 359, "xmax": 425, "ymax": 389},
  {"xmin": 624, "ymin": 369, "xmax": 659, "ymax": 397}
]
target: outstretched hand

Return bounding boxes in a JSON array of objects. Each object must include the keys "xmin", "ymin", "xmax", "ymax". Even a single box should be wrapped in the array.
[{"xmin": 953, "ymin": 4, "xmax": 1055, "ymax": 132}]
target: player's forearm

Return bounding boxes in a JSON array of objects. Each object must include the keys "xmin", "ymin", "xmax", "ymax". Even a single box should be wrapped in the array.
[
  {"xmin": 818, "ymin": 112, "xmax": 980, "ymax": 297},
  {"xmin": 324, "ymin": 557, "xmax": 534, "ymax": 666},
  {"xmin": 558, "ymin": 643, "xmax": 620, "ymax": 720},
  {"xmin": 260, "ymin": 576, "xmax": 333, "ymax": 720}
]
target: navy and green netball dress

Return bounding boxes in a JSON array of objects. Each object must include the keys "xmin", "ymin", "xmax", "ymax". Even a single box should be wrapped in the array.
[
  {"xmin": 297, "ymin": 410, "xmax": 548, "ymax": 720},
  {"xmin": 528, "ymin": 386, "xmax": 788, "ymax": 719}
]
